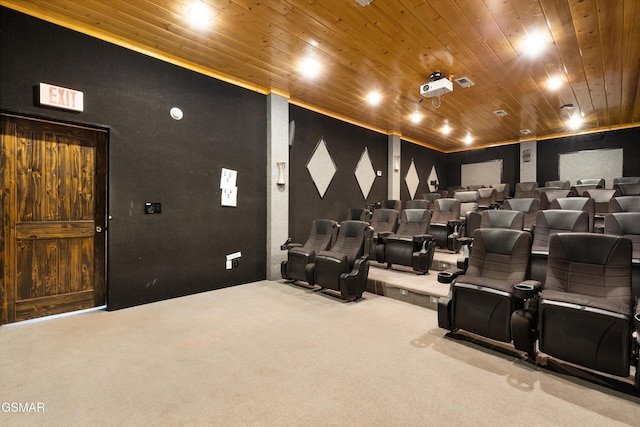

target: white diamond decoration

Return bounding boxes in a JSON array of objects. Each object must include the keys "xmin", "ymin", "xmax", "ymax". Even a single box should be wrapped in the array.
[
  {"xmin": 354, "ymin": 148, "xmax": 376, "ymax": 199},
  {"xmin": 405, "ymin": 159, "xmax": 420, "ymax": 200},
  {"xmin": 306, "ymin": 138, "xmax": 337, "ymax": 198},
  {"xmin": 427, "ymin": 166, "xmax": 440, "ymax": 192}
]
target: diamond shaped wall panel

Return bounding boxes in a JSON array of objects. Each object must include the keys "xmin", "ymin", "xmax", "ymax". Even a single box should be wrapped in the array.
[
  {"xmin": 354, "ymin": 148, "xmax": 376, "ymax": 199},
  {"xmin": 405, "ymin": 159, "xmax": 420, "ymax": 200},
  {"xmin": 306, "ymin": 138, "xmax": 337, "ymax": 198}
]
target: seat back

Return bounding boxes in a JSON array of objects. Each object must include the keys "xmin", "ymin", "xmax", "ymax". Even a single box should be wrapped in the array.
[
  {"xmin": 299, "ymin": 219, "xmax": 338, "ymax": 253},
  {"xmin": 605, "ymin": 213, "xmax": 640, "ymax": 259},
  {"xmin": 405, "ymin": 199, "xmax": 429, "ymax": 210},
  {"xmin": 454, "ymin": 190, "xmax": 479, "ymax": 218},
  {"xmin": 538, "ymin": 189, "xmax": 571, "ymax": 209},
  {"xmin": 381, "ymin": 199, "xmax": 401, "ymax": 211},
  {"xmin": 609, "ymin": 196, "xmax": 640, "ymax": 212},
  {"xmin": 584, "ymin": 188, "xmax": 620, "ymax": 215},
  {"xmin": 490, "ymin": 183, "xmax": 509, "ymax": 202},
  {"xmin": 514, "ymin": 182, "xmax": 538, "ymax": 198},
  {"xmin": 480, "ymin": 210, "xmax": 524, "ymax": 230},
  {"xmin": 369, "ymin": 208, "xmax": 399, "ymax": 235},
  {"xmin": 464, "ymin": 228, "xmax": 531, "ymax": 283},
  {"xmin": 531, "ymin": 210, "xmax": 590, "ymax": 252},
  {"xmin": 545, "ymin": 233, "xmax": 632, "ymax": 315},
  {"xmin": 549, "ymin": 197, "xmax": 595, "ymax": 231},
  {"xmin": 395, "ymin": 209, "xmax": 431, "ymax": 237},
  {"xmin": 421, "ymin": 192, "xmax": 441, "ymax": 204},
  {"xmin": 346, "ymin": 207, "xmax": 371, "ymax": 222},
  {"xmin": 431, "ymin": 198, "xmax": 461, "ymax": 224},
  {"xmin": 477, "ymin": 187, "xmax": 497, "ymax": 208},
  {"xmin": 617, "ymin": 182, "xmax": 640, "ymax": 196},
  {"xmin": 614, "ymin": 177, "xmax": 640, "ymax": 186},
  {"xmin": 544, "ymin": 180, "xmax": 571, "ymax": 190},
  {"xmin": 330, "ymin": 220, "xmax": 369, "ymax": 265},
  {"xmin": 503, "ymin": 198, "xmax": 539, "ymax": 230},
  {"xmin": 577, "ymin": 178, "xmax": 605, "ymax": 188}
]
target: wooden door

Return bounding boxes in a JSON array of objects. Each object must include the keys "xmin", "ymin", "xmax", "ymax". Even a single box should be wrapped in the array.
[{"xmin": 1, "ymin": 115, "xmax": 107, "ymax": 324}]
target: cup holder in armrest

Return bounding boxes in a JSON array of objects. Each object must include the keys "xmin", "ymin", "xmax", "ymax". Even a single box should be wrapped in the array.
[
  {"xmin": 513, "ymin": 283, "xmax": 535, "ymax": 300},
  {"xmin": 437, "ymin": 268, "xmax": 465, "ymax": 284}
]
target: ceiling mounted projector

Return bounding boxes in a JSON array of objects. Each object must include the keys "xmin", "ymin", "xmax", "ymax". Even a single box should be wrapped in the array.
[{"xmin": 420, "ymin": 78, "xmax": 453, "ymax": 98}]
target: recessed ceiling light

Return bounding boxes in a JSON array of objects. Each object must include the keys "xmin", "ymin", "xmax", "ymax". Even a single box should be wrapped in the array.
[
  {"xmin": 187, "ymin": 1, "xmax": 213, "ymax": 29},
  {"xmin": 546, "ymin": 76, "xmax": 563, "ymax": 91},
  {"xmin": 410, "ymin": 112, "xmax": 422, "ymax": 123},
  {"xmin": 567, "ymin": 113, "xmax": 583, "ymax": 130},
  {"xmin": 366, "ymin": 91, "xmax": 382, "ymax": 106},
  {"xmin": 298, "ymin": 57, "xmax": 321, "ymax": 79},
  {"xmin": 441, "ymin": 124, "xmax": 451, "ymax": 135},
  {"xmin": 464, "ymin": 134, "xmax": 473, "ymax": 145},
  {"xmin": 521, "ymin": 31, "xmax": 548, "ymax": 58}
]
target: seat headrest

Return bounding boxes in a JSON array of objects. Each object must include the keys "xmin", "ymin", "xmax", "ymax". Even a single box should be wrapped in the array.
[
  {"xmin": 612, "ymin": 196, "xmax": 640, "ymax": 211},
  {"xmin": 552, "ymin": 233, "xmax": 631, "ymax": 265},
  {"xmin": 375, "ymin": 208, "xmax": 397, "ymax": 222},
  {"xmin": 552, "ymin": 197, "xmax": 592, "ymax": 210},
  {"xmin": 607, "ymin": 212, "xmax": 640, "ymax": 234},
  {"xmin": 539, "ymin": 210, "xmax": 588, "ymax": 229},
  {"xmin": 505, "ymin": 198, "xmax": 537, "ymax": 212},
  {"xmin": 437, "ymin": 198, "xmax": 458, "ymax": 211},
  {"xmin": 403, "ymin": 208, "xmax": 428, "ymax": 223},
  {"xmin": 454, "ymin": 191, "xmax": 479, "ymax": 202},
  {"xmin": 481, "ymin": 210, "xmax": 523, "ymax": 229},
  {"xmin": 315, "ymin": 219, "xmax": 336, "ymax": 234},
  {"xmin": 340, "ymin": 220, "xmax": 365, "ymax": 238},
  {"xmin": 474, "ymin": 228, "xmax": 528, "ymax": 255}
]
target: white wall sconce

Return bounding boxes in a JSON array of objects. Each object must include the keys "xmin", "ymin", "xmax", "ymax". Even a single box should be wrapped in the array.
[
  {"xmin": 393, "ymin": 156, "xmax": 400, "ymax": 172},
  {"xmin": 276, "ymin": 162, "xmax": 286, "ymax": 187}
]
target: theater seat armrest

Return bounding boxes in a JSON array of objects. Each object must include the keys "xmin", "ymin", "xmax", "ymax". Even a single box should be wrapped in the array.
[
  {"xmin": 412, "ymin": 234, "xmax": 434, "ymax": 245},
  {"xmin": 281, "ymin": 238, "xmax": 302, "ymax": 250},
  {"xmin": 376, "ymin": 231, "xmax": 393, "ymax": 244},
  {"xmin": 513, "ymin": 280, "xmax": 542, "ymax": 300},
  {"xmin": 437, "ymin": 268, "xmax": 465, "ymax": 284},
  {"xmin": 457, "ymin": 237, "xmax": 472, "ymax": 246}
]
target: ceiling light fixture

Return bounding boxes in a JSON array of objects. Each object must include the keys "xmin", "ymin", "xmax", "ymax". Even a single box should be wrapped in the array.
[
  {"xmin": 464, "ymin": 134, "xmax": 473, "ymax": 145},
  {"xmin": 441, "ymin": 124, "xmax": 451, "ymax": 135},
  {"xmin": 187, "ymin": 1, "xmax": 213, "ymax": 29},
  {"xmin": 521, "ymin": 31, "xmax": 548, "ymax": 58},
  {"xmin": 546, "ymin": 76, "xmax": 563, "ymax": 91},
  {"xmin": 410, "ymin": 112, "xmax": 422, "ymax": 124},
  {"xmin": 298, "ymin": 57, "xmax": 321, "ymax": 79},
  {"xmin": 366, "ymin": 91, "xmax": 382, "ymax": 106},
  {"xmin": 567, "ymin": 113, "xmax": 583, "ymax": 130}
]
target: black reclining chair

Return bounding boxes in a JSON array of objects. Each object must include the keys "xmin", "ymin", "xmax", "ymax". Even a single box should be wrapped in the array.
[
  {"xmin": 480, "ymin": 210, "xmax": 524, "ymax": 230},
  {"xmin": 437, "ymin": 228, "xmax": 533, "ymax": 343},
  {"xmin": 514, "ymin": 182, "xmax": 538, "ymax": 198},
  {"xmin": 477, "ymin": 187, "xmax": 498, "ymax": 209},
  {"xmin": 503, "ymin": 198, "xmax": 539, "ymax": 232},
  {"xmin": 490, "ymin": 183, "xmax": 510, "ymax": 204},
  {"xmin": 346, "ymin": 207, "xmax": 372, "ymax": 222},
  {"xmin": 281, "ymin": 219, "xmax": 338, "ymax": 283},
  {"xmin": 379, "ymin": 209, "xmax": 435, "ymax": 274},
  {"xmin": 610, "ymin": 196, "xmax": 640, "ymax": 213},
  {"xmin": 513, "ymin": 233, "xmax": 639, "ymax": 390},
  {"xmin": 605, "ymin": 212, "xmax": 640, "ymax": 297},
  {"xmin": 369, "ymin": 208, "xmax": 399, "ymax": 259},
  {"xmin": 529, "ymin": 210, "xmax": 590, "ymax": 284},
  {"xmin": 617, "ymin": 183, "xmax": 640, "ymax": 196},
  {"xmin": 381, "ymin": 199, "xmax": 401, "ymax": 211},
  {"xmin": 306, "ymin": 220, "xmax": 373, "ymax": 301},
  {"xmin": 549, "ymin": 197, "xmax": 595, "ymax": 231},
  {"xmin": 430, "ymin": 198, "xmax": 462, "ymax": 251},
  {"xmin": 538, "ymin": 189, "xmax": 571, "ymax": 210}
]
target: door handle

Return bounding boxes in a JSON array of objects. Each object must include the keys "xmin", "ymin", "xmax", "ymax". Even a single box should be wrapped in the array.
[{"xmin": 96, "ymin": 226, "xmax": 103, "ymax": 233}]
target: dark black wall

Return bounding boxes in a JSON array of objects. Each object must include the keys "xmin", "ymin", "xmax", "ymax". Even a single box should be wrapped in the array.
[
  {"xmin": 537, "ymin": 129, "xmax": 640, "ymax": 186},
  {"xmin": 446, "ymin": 144, "xmax": 520, "ymax": 196},
  {"xmin": 0, "ymin": 7, "xmax": 267, "ymax": 309},
  {"xmin": 289, "ymin": 105, "xmax": 388, "ymax": 243},
  {"xmin": 400, "ymin": 140, "xmax": 447, "ymax": 202}
]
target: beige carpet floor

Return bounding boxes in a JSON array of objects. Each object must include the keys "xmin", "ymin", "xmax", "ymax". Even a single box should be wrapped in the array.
[{"xmin": 1, "ymin": 280, "xmax": 640, "ymax": 426}]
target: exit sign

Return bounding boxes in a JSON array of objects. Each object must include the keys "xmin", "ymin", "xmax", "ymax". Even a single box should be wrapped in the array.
[{"xmin": 39, "ymin": 83, "xmax": 84, "ymax": 112}]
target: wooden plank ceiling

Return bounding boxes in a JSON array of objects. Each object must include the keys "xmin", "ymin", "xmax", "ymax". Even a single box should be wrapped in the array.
[{"xmin": 2, "ymin": 0, "xmax": 639, "ymax": 152}]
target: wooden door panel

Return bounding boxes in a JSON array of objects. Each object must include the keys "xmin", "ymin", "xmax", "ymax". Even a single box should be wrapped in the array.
[{"xmin": 1, "ymin": 115, "xmax": 106, "ymax": 324}]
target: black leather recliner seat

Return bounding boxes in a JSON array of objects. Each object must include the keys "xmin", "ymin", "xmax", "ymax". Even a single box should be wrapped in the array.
[
  {"xmin": 379, "ymin": 209, "xmax": 435, "ymax": 274},
  {"xmin": 513, "ymin": 233, "xmax": 640, "ymax": 389},
  {"xmin": 503, "ymin": 198, "xmax": 539, "ymax": 232},
  {"xmin": 281, "ymin": 219, "xmax": 338, "ymax": 282},
  {"xmin": 529, "ymin": 209, "xmax": 590, "ymax": 284},
  {"xmin": 306, "ymin": 220, "xmax": 373, "ymax": 301},
  {"xmin": 550, "ymin": 197, "xmax": 595, "ymax": 231},
  {"xmin": 430, "ymin": 198, "xmax": 461, "ymax": 251},
  {"xmin": 437, "ymin": 228, "xmax": 533, "ymax": 343}
]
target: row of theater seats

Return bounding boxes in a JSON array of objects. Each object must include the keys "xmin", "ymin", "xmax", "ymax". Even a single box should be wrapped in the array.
[
  {"xmin": 281, "ymin": 219, "xmax": 373, "ymax": 301},
  {"xmin": 437, "ymin": 208, "xmax": 640, "ymax": 391}
]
